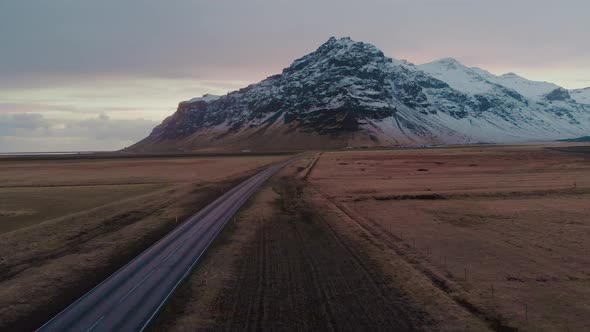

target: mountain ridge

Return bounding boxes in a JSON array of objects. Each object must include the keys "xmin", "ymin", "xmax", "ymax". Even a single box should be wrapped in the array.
[{"xmin": 131, "ymin": 37, "xmax": 590, "ymax": 152}]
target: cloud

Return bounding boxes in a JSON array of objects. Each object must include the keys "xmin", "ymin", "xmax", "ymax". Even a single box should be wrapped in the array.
[
  {"xmin": 1, "ymin": 0, "xmax": 588, "ymax": 88},
  {"xmin": 0, "ymin": 113, "xmax": 156, "ymax": 152},
  {"xmin": 0, "ymin": 77, "xmax": 247, "ymax": 152},
  {"xmin": 62, "ymin": 113, "xmax": 155, "ymax": 141},
  {"xmin": 0, "ymin": 0, "xmax": 589, "ymax": 152},
  {"xmin": 0, "ymin": 77, "xmax": 247, "ymax": 120},
  {"xmin": 0, "ymin": 113, "xmax": 51, "ymax": 135}
]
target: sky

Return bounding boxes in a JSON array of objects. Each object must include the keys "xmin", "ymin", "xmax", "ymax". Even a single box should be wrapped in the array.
[{"xmin": 1, "ymin": 0, "xmax": 589, "ymax": 152}]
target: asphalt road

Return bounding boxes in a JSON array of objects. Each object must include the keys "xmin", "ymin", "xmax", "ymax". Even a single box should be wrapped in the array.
[{"xmin": 37, "ymin": 158, "xmax": 294, "ymax": 332}]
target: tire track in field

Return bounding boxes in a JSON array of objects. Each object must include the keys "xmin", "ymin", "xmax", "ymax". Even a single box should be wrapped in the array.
[{"xmin": 207, "ymin": 179, "xmax": 423, "ymax": 331}]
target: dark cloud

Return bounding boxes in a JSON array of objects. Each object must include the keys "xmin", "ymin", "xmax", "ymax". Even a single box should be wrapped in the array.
[
  {"xmin": 0, "ymin": 113, "xmax": 50, "ymax": 134},
  {"xmin": 1, "ymin": 0, "xmax": 588, "ymax": 85}
]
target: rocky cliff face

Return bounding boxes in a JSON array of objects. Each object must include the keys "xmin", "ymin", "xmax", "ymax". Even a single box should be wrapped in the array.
[{"xmin": 132, "ymin": 37, "xmax": 590, "ymax": 151}]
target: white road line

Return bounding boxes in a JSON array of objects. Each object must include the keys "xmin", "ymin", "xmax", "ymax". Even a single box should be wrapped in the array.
[
  {"xmin": 118, "ymin": 270, "xmax": 155, "ymax": 303},
  {"xmin": 162, "ymin": 240, "xmax": 187, "ymax": 263},
  {"xmin": 86, "ymin": 316, "xmax": 104, "ymax": 332}
]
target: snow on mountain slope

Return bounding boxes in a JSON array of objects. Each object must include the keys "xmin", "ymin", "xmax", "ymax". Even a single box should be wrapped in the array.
[
  {"xmin": 570, "ymin": 87, "xmax": 590, "ymax": 105},
  {"xmin": 419, "ymin": 59, "xmax": 559, "ymax": 100},
  {"xmin": 416, "ymin": 57, "xmax": 589, "ymax": 141},
  {"xmin": 490, "ymin": 73, "xmax": 559, "ymax": 100},
  {"xmin": 131, "ymin": 37, "xmax": 590, "ymax": 152},
  {"xmin": 419, "ymin": 58, "xmax": 497, "ymax": 95},
  {"xmin": 186, "ymin": 94, "xmax": 221, "ymax": 103}
]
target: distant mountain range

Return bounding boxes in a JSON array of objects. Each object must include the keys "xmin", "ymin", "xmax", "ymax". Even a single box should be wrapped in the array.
[{"xmin": 131, "ymin": 37, "xmax": 590, "ymax": 151}]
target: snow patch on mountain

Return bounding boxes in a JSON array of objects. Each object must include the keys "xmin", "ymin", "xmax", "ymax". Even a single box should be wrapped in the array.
[
  {"xmin": 185, "ymin": 94, "xmax": 221, "ymax": 103},
  {"xmin": 419, "ymin": 60, "xmax": 561, "ymax": 100},
  {"xmin": 419, "ymin": 58, "xmax": 496, "ymax": 95},
  {"xmin": 570, "ymin": 87, "xmax": 590, "ymax": 105},
  {"xmin": 490, "ymin": 73, "xmax": 559, "ymax": 100}
]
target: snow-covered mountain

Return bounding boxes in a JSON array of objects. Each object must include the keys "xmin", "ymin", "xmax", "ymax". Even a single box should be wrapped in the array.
[
  {"xmin": 131, "ymin": 37, "xmax": 590, "ymax": 151},
  {"xmin": 419, "ymin": 59, "xmax": 563, "ymax": 100}
]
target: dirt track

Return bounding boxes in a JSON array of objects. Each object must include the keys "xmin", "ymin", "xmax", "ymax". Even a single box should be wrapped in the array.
[{"xmin": 210, "ymin": 181, "xmax": 429, "ymax": 331}]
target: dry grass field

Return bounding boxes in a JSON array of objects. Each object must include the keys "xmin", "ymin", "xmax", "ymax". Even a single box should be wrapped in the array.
[
  {"xmin": 0, "ymin": 154, "xmax": 287, "ymax": 330},
  {"xmin": 2, "ymin": 145, "xmax": 589, "ymax": 331},
  {"xmin": 0, "ymin": 184, "xmax": 160, "ymax": 234},
  {"xmin": 0, "ymin": 155, "xmax": 285, "ymax": 233},
  {"xmin": 153, "ymin": 155, "xmax": 488, "ymax": 331},
  {"xmin": 306, "ymin": 144, "xmax": 590, "ymax": 331}
]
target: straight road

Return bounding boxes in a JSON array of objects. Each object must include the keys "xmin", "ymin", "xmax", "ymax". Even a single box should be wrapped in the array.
[{"xmin": 37, "ymin": 158, "xmax": 294, "ymax": 332}]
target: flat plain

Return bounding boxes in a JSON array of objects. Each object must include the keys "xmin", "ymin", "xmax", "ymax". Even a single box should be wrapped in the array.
[
  {"xmin": 153, "ymin": 156, "xmax": 469, "ymax": 331},
  {"xmin": 0, "ymin": 153, "xmax": 287, "ymax": 330},
  {"xmin": 2, "ymin": 145, "xmax": 589, "ymax": 331},
  {"xmin": 308, "ymin": 144, "xmax": 590, "ymax": 331},
  {"xmin": 152, "ymin": 144, "xmax": 590, "ymax": 332}
]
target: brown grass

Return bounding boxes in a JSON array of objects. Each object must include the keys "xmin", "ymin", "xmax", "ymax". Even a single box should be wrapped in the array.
[
  {"xmin": 0, "ymin": 155, "xmax": 284, "ymax": 234},
  {"xmin": 0, "ymin": 154, "xmax": 287, "ymax": 331},
  {"xmin": 0, "ymin": 155, "xmax": 285, "ymax": 187},
  {"xmin": 5, "ymin": 144, "xmax": 589, "ymax": 331},
  {"xmin": 152, "ymin": 156, "xmax": 442, "ymax": 331},
  {"xmin": 0, "ymin": 184, "xmax": 160, "ymax": 234},
  {"xmin": 308, "ymin": 143, "xmax": 590, "ymax": 331}
]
